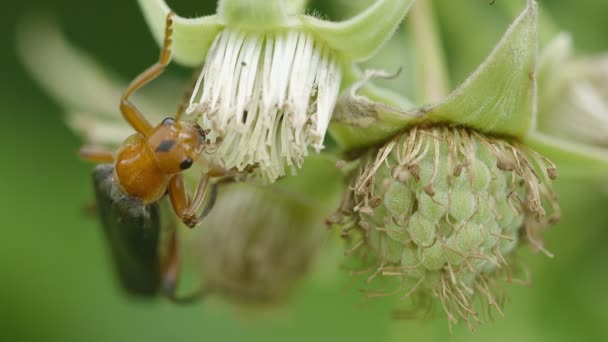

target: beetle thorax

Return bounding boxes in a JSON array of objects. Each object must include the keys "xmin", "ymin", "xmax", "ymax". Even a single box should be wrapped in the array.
[{"xmin": 114, "ymin": 133, "xmax": 170, "ymax": 204}]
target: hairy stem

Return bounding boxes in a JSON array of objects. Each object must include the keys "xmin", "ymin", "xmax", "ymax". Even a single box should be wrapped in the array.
[{"xmin": 407, "ymin": 0, "xmax": 449, "ymax": 104}]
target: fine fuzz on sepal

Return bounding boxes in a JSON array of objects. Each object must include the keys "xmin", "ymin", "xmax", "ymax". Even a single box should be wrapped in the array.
[{"xmin": 331, "ymin": 0, "xmax": 539, "ymax": 149}]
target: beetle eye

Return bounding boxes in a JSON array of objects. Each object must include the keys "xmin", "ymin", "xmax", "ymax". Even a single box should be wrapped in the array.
[
  {"xmin": 180, "ymin": 158, "xmax": 193, "ymax": 170},
  {"xmin": 162, "ymin": 117, "xmax": 175, "ymax": 126}
]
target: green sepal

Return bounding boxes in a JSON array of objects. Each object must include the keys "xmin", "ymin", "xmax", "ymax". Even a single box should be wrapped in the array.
[
  {"xmin": 525, "ymin": 132, "xmax": 608, "ymax": 180},
  {"xmin": 301, "ymin": 0, "xmax": 415, "ymax": 62},
  {"xmin": 217, "ymin": 0, "xmax": 290, "ymax": 30},
  {"xmin": 330, "ymin": 1, "xmax": 540, "ymax": 151},
  {"xmin": 137, "ymin": 0, "xmax": 222, "ymax": 67},
  {"xmin": 139, "ymin": 0, "xmax": 414, "ymax": 67},
  {"xmin": 284, "ymin": 0, "xmax": 308, "ymax": 15},
  {"xmin": 329, "ymin": 66, "xmax": 420, "ymax": 150},
  {"xmin": 423, "ymin": 0, "xmax": 539, "ymax": 138}
]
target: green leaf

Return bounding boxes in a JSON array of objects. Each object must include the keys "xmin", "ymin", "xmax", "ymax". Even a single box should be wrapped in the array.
[
  {"xmin": 137, "ymin": 0, "xmax": 222, "ymax": 67},
  {"xmin": 301, "ymin": 0, "xmax": 415, "ymax": 62},
  {"xmin": 424, "ymin": 0, "xmax": 538, "ymax": 138},
  {"xmin": 525, "ymin": 132, "xmax": 608, "ymax": 180}
]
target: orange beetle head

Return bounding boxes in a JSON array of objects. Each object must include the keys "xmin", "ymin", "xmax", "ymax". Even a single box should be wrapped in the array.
[{"xmin": 148, "ymin": 117, "xmax": 206, "ymax": 174}]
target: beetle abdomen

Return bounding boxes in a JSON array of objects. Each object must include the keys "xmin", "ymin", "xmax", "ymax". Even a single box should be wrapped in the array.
[{"xmin": 92, "ymin": 164, "xmax": 161, "ymax": 297}]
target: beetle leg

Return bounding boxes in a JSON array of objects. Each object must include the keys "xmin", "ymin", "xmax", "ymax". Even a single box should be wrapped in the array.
[
  {"xmin": 168, "ymin": 171, "xmax": 236, "ymax": 228},
  {"xmin": 160, "ymin": 228, "xmax": 179, "ymax": 296},
  {"xmin": 167, "ymin": 174, "xmax": 205, "ymax": 228},
  {"xmin": 186, "ymin": 175, "xmax": 240, "ymax": 227},
  {"xmin": 120, "ymin": 12, "xmax": 175, "ymax": 137},
  {"xmin": 183, "ymin": 174, "xmax": 211, "ymax": 219},
  {"xmin": 167, "ymin": 174, "xmax": 190, "ymax": 221},
  {"xmin": 79, "ymin": 146, "xmax": 114, "ymax": 163},
  {"xmin": 168, "ymin": 173, "xmax": 213, "ymax": 228},
  {"xmin": 160, "ymin": 228, "xmax": 204, "ymax": 303}
]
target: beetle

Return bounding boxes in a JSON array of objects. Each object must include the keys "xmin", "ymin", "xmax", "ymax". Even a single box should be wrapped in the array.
[{"xmin": 80, "ymin": 12, "xmax": 226, "ymax": 299}]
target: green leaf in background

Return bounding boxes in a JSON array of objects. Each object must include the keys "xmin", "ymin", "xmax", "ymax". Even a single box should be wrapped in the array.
[{"xmin": 530, "ymin": 32, "xmax": 608, "ymax": 181}]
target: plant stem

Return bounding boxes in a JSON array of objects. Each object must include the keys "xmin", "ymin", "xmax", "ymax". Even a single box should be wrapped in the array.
[{"xmin": 407, "ymin": 0, "xmax": 449, "ymax": 104}]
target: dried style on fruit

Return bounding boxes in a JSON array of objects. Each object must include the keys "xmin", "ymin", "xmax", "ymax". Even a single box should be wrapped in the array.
[{"xmin": 336, "ymin": 126, "xmax": 558, "ymax": 328}]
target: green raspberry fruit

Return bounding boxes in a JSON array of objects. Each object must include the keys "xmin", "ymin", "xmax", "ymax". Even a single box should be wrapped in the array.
[
  {"xmin": 339, "ymin": 126, "xmax": 559, "ymax": 327},
  {"xmin": 199, "ymin": 183, "xmax": 325, "ymax": 305}
]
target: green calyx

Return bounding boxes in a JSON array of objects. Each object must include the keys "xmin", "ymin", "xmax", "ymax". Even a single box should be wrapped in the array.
[
  {"xmin": 138, "ymin": 0, "xmax": 415, "ymax": 66},
  {"xmin": 336, "ymin": 125, "xmax": 559, "ymax": 327},
  {"xmin": 136, "ymin": 0, "xmax": 416, "ymax": 183},
  {"xmin": 330, "ymin": 0, "xmax": 539, "ymax": 151},
  {"xmin": 330, "ymin": 0, "xmax": 608, "ymax": 182},
  {"xmin": 217, "ymin": 0, "xmax": 290, "ymax": 30}
]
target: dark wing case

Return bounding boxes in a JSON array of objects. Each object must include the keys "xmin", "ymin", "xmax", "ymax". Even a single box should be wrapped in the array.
[{"xmin": 92, "ymin": 164, "xmax": 161, "ymax": 297}]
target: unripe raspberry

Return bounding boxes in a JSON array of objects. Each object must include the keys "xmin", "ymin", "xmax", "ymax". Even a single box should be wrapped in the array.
[
  {"xmin": 199, "ymin": 183, "xmax": 324, "ymax": 305},
  {"xmin": 198, "ymin": 156, "xmax": 344, "ymax": 305},
  {"xmin": 340, "ymin": 126, "xmax": 559, "ymax": 327}
]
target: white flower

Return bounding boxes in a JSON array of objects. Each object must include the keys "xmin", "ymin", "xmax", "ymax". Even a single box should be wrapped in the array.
[
  {"xmin": 138, "ymin": 0, "xmax": 415, "ymax": 182},
  {"xmin": 186, "ymin": 28, "xmax": 341, "ymax": 182}
]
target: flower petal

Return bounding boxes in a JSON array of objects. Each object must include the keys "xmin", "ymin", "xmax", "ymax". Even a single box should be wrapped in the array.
[
  {"xmin": 301, "ymin": 0, "xmax": 415, "ymax": 62},
  {"xmin": 423, "ymin": 0, "xmax": 538, "ymax": 138},
  {"xmin": 137, "ymin": 0, "xmax": 222, "ymax": 66}
]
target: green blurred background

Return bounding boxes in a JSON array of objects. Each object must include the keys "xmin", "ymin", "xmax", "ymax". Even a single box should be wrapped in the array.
[{"xmin": 1, "ymin": 0, "xmax": 607, "ymax": 341}]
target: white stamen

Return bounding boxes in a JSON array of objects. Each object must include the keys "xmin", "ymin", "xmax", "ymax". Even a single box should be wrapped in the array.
[{"xmin": 187, "ymin": 28, "xmax": 342, "ymax": 183}]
